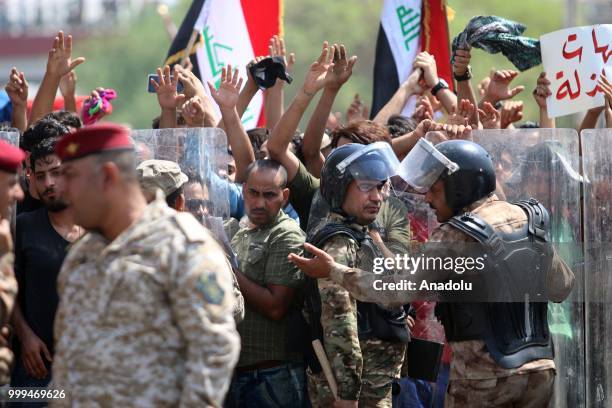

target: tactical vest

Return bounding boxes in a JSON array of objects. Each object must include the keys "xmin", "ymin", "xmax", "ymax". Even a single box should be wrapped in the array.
[
  {"xmin": 435, "ymin": 199, "xmax": 555, "ymax": 369},
  {"xmin": 303, "ymin": 221, "xmax": 410, "ymax": 372}
]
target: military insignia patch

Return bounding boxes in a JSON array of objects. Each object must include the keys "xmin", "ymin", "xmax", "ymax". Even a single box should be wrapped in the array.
[{"xmin": 197, "ymin": 273, "xmax": 224, "ymax": 305}]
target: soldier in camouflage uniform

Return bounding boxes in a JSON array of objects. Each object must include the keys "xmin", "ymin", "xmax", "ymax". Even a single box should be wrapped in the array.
[
  {"xmin": 0, "ymin": 139, "xmax": 25, "ymax": 384},
  {"xmin": 292, "ymin": 140, "xmax": 575, "ymax": 408},
  {"xmin": 306, "ymin": 143, "xmax": 409, "ymax": 408},
  {"xmin": 51, "ymin": 124, "xmax": 240, "ymax": 407}
]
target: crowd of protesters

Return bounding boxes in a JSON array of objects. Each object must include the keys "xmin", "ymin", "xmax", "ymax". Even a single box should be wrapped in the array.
[{"xmin": 0, "ymin": 20, "xmax": 609, "ymax": 408}]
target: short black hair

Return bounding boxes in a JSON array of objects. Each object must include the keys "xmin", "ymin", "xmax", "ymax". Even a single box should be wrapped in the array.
[
  {"xmin": 166, "ymin": 185, "xmax": 184, "ymax": 208},
  {"xmin": 21, "ymin": 118, "xmax": 69, "ymax": 152},
  {"xmin": 151, "ymin": 113, "xmax": 187, "ymax": 129},
  {"xmin": 246, "ymin": 128, "xmax": 270, "ymax": 155},
  {"xmin": 245, "ymin": 159, "xmax": 287, "ymax": 188},
  {"xmin": 30, "ymin": 137, "xmax": 60, "ymax": 172},
  {"xmin": 387, "ymin": 114, "xmax": 417, "ymax": 138},
  {"xmin": 43, "ymin": 111, "xmax": 82, "ymax": 129}
]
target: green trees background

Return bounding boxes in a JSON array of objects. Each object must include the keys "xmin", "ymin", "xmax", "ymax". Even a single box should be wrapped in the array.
[{"xmin": 74, "ymin": 0, "xmax": 566, "ymax": 129}]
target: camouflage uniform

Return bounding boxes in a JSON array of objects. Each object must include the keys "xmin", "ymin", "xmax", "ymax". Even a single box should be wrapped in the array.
[
  {"xmin": 309, "ymin": 213, "xmax": 406, "ymax": 408},
  {"xmin": 50, "ymin": 195, "xmax": 240, "ymax": 407},
  {"xmin": 327, "ymin": 195, "xmax": 575, "ymax": 408},
  {"xmin": 0, "ymin": 249, "xmax": 17, "ymax": 384}
]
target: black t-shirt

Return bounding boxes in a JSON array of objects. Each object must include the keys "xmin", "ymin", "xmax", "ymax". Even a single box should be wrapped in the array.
[
  {"xmin": 15, "ymin": 208, "xmax": 69, "ymax": 354},
  {"xmin": 16, "ymin": 177, "xmax": 42, "ymax": 215}
]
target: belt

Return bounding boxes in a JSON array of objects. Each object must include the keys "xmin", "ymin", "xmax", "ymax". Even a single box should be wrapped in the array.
[{"xmin": 235, "ymin": 360, "xmax": 285, "ymax": 373}]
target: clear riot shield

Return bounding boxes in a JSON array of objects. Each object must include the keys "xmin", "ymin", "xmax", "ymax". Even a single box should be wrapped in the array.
[
  {"xmin": 0, "ymin": 129, "xmax": 21, "ymax": 230},
  {"xmin": 582, "ymin": 129, "xmax": 612, "ymax": 407},
  {"xmin": 472, "ymin": 129, "xmax": 585, "ymax": 407},
  {"xmin": 130, "ymin": 128, "xmax": 232, "ymax": 253}
]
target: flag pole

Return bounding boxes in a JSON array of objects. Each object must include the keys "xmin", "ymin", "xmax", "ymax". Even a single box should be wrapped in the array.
[{"xmin": 181, "ymin": 29, "xmax": 199, "ymax": 67}]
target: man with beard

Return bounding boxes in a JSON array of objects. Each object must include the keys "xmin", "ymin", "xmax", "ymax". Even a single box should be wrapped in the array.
[{"xmin": 11, "ymin": 137, "xmax": 83, "ymax": 390}]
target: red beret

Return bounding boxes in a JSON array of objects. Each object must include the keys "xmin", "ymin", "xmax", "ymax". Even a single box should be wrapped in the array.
[
  {"xmin": 0, "ymin": 139, "xmax": 25, "ymax": 173},
  {"xmin": 55, "ymin": 123, "xmax": 133, "ymax": 162}
]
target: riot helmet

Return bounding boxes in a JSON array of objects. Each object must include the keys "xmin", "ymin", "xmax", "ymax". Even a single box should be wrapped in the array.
[
  {"xmin": 320, "ymin": 142, "xmax": 399, "ymax": 212},
  {"xmin": 399, "ymin": 138, "xmax": 496, "ymax": 211}
]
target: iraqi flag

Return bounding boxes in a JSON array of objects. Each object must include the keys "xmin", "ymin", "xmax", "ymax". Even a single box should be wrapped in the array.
[
  {"xmin": 371, "ymin": 0, "xmax": 453, "ymax": 118},
  {"xmin": 166, "ymin": 0, "xmax": 283, "ymax": 129}
]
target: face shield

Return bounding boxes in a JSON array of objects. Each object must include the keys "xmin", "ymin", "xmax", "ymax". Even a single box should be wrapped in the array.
[
  {"xmin": 336, "ymin": 142, "xmax": 400, "ymax": 183},
  {"xmin": 398, "ymin": 138, "xmax": 459, "ymax": 193}
]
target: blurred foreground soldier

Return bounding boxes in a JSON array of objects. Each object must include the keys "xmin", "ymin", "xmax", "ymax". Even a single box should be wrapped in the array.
[
  {"xmin": 0, "ymin": 139, "xmax": 24, "ymax": 384},
  {"xmin": 52, "ymin": 124, "xmax": 240, "ymax": 406},
  {"xmin": 136, "ymin": 158, "xmax": 245, "ymax": 323},
  {"xmin": 291, "ymin": 139, "xmax": 575, "ymax": 407},
  {"xmin": 305, "ymin": 143, "xmax": 409, "ymax": 408}
]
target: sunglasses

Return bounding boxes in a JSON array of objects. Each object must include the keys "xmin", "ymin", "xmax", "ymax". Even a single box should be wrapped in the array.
[
  {"xmin": 355, "ymin": 180, "xmax": 388, "ymax": 193},
  {"xmin": 185, "ymin": 199, "xmax": 212, "ymax": 211}
]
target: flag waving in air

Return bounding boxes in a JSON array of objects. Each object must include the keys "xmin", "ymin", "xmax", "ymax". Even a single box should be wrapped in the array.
[
  {"xmin": 166, "ymin": 0, "xmax": 283, "ymax": 129},
  {"xmin": 371, "ymin": 0, "xmax": 453, "ymax": 118}
]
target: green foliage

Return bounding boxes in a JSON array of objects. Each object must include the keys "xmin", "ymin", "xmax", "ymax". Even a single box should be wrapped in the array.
[{"xmin": 74, "ymin": 0, "xmax": 566, "ymax": 129}]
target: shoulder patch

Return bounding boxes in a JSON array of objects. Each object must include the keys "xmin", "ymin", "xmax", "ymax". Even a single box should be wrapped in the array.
[
  {"xmin": 196, "ymin": 273, "xmax": 225, "ymax": 305},
  {"xmin": 175, "ymin": 212, "xmax": 208, "ymax": 243}
]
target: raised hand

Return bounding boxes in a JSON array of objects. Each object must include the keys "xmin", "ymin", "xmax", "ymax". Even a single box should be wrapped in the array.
[
  {"xmin": 325, "ymin": 44, "xmax": 357, "ymax": 91},
  {"xmin": 500, "ymin": 100, "xmax": 523, "ymax": 129},
  {"xmin": 46, "ymin": 31, "xmax": 85, "ymax": 79},
  {"xmin": 598, "ymin": 74, "xmax": 612, "ymax": 108},
  {"xmin": 245, "ymin": 56, "xmax": 266, "ymax": 90},
  {"xmin": 413, "ymin": 96, "xmax": 434, "ymax": 122},
  {"xmin": 484, "ymin": 70, "xmax": 524, "ymax": 103},
  {"xmin": 302, "ymin": 42, "xmax": 335, "ymax": 95},
  {"xmin": 478, "ymin": 101, "xmax": 501, "ymax": 129},
  {"xmin": 412, "ymin": 119, "xmax": 444, "ymax": 139},
  {"xmin": 453, "ymin": 48, "xmax": 471, "ymax": 77},
  {"xmin": 441, "ymin": 123, "xmax": 472, "ymax": 141},
  {"xmin": 447, "ymin": 99, "xmax": 475, "ymax": 126},
  {"xmin": 5, "ymin": 67, "xmax": 28, "ymax": 107},
  {"xmin": 533, "ymin": 72, "xmax": 552, "ymax": 109},
  {"xmin": 181, "ymin": 96, "xmax": 206, "ymax": 127},
  {"xmin": 151, "ymin": 65, "xmax": 186, "ymax": 110},
  {"xmin": 269, "ymin": 35, "xmax": 296, "ymax": 73},
  {"xmin": 413, "ymin": 51, "xmax": 439, "ymax": 88},
  {"xmin": 207, "ymin": 64, "xmax": 243, "ymax": 111},
  {"xmin": 175, "ymin": 64, "xmax": 206, "ymax": 100},
  {"xmin": 346, "ymin": 94, "xmax": 369, "ymax": 123}
]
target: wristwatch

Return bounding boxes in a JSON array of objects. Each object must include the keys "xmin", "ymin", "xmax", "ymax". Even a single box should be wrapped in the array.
[
  {"xmin": 453, "ymin": 66, "xmax": 473, "ymax": 81},
  {"xmin": 431, "ymin": 79, "xmax": 449, "ymax": 96}
]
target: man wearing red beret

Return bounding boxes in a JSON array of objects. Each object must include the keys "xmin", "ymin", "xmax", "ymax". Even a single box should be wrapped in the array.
[
  {"xmin": 0, "ymin": 138, "xmax": 24, "ymax": 385},
  {"xmin": 50, "ymin": 123, "xmax": 240, "ymax": 406}
]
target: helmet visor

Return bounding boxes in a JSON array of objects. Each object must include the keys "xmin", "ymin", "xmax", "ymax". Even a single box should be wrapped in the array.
[
  {"xmin": 398, "ymin": 138, "xmax": 459, "ymax": 193},
  {"xmin": 337, "ymin": 142, "xmax": 400, "ymax": 182}
]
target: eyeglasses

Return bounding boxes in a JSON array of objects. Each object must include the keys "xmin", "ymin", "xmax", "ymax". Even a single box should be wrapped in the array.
[
  {"xmin": 185, "ymin": 199, "xmax": 212, "ymax": 211},
  {"xmin": 355, "ymin": 180, "xmax": 388, "ymax": 193}
]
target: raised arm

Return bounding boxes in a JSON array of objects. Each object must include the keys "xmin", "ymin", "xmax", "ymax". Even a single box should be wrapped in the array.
[
  {"xmin": 30, "ymin": 31, "xmax": 85, "ymax": 125},
  {"xmin": 175, "ymin": 64, "xmax": 219, "ymax": 127},
  {"xmin": 267, "ymin": 42, "xmax": 334, "ymax": 181},
  {"xmin": 452, "ymin": 48, "xmax": 479, "ymax": 126},
  {"xmin": 373, "ymin": 68, "xmax": 422, "ymax": 125},
  {"xmin": 207, "ymin": 65, "xmax": 255, "ymax": 183},
  {"xmin": 59, "ymin": 71, "xmax": 78, "ymax": 113},
  {"xmin": 533, "ymin": 72, "xmax": 555, "ymax": 129},
  {"xmin": 302, "ymin": 44, "xmax": 357, "ymax": 177},
  {"xmin": 413, "ymin": 51, "xmax": 456, "ymax": 114},
  {"xmin": 265, "ymin": 36, "xmax": 295, "ymax": 129}
]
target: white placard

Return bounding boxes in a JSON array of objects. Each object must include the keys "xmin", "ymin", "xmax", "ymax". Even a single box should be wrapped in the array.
[{"xmin": 541, "ymin": 24, "xmax": 612, "ymax": 118}]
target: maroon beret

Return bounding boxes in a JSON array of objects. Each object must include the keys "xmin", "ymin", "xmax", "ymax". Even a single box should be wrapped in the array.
[
  {"xmin": 0, "ymin": 139, "xmax": 25, "ymax": 173},
  {"xmin": 55, "ymin": 123, "xmax": 133, "ymax": 162}
]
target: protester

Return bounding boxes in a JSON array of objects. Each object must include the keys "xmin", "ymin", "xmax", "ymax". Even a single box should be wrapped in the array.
[{"xmin": 12, "ymin": 137, "xmax": 82, "ymax": 391}]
